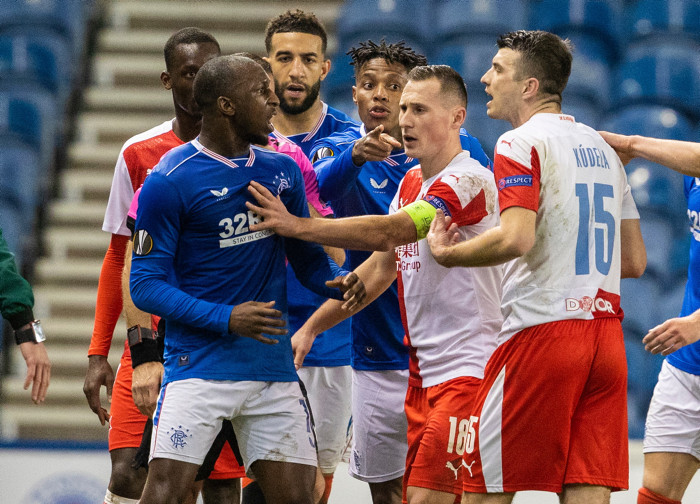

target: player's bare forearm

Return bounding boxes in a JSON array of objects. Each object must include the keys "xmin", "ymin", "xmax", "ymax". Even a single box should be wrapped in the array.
[
  {"xmin": 122, "ymin": 240, "xmax": 152, "ymax": 328},
  {"xmin": 248, "ymin": 181, "xmax": 416, "ymax": 250},
  {"xmin": 428, "ymin": 207, "xmax": 535, "ymax": 268},
  {"xmin": 620, "ymin": 218, "xmax": 646, "ymax": 279},
  {"xmin": 600, "ymin": 132, "xmax": 700, "ymax": 176}
]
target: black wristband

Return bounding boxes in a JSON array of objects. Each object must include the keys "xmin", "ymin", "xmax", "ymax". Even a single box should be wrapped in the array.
[
  {"xmin": 130, "ymin": 337, "xmax": 161, "ymax": 368},
  {"xmin": 14, "ymin": 320, "xmax": 46, "ymax": 345},
  {"xmin": 128, "ymin": 325, "xmax": 161, "ymax": 368}
]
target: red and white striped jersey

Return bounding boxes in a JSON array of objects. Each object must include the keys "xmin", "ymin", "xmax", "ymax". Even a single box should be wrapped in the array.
[
  {"xmin": 390, "ymin": 151, "xmax": 502, "ymax": 388},
  {"xmin": 494, "ymin": 113, "xmax": 639, "ymax": 344},
  {"xmin": 103, "ymin": 120, "xmax": 182, "ymax": 236}
]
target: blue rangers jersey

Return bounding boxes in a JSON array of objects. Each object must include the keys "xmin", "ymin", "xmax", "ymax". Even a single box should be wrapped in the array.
[
  {"xmin": 311, "ymin": 124, "xmax": 492, "ymax": 370},
  {"xmin": 130, "ymin": 139, "xmax": 347, "ymax": 385},
  {"xmin": 667, "ymin": 175, "xmax": 700, "ymax": 375},
  {"xmin": 284, "ymin": 103, "xmax": 358, "ymax": 367}
]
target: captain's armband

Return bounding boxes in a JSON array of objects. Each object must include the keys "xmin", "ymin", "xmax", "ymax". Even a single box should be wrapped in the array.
[{"xmin": 400, "ymin": 200, "xmax": 437, "ymax": 240}]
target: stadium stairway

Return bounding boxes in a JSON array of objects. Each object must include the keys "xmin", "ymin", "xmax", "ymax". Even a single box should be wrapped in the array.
[{"xmin": 1, "ymin": 0, "xmax": 342, "ymax": 442}]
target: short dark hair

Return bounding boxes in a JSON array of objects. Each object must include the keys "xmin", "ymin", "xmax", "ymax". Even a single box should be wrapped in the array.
[
  {"xmin": 233, "ymin": 52, "xmax": 272, "ymax": 74},
  {"xmin": 496, "ymin": 30, "xmax": 572, "ymax": 100},
  {"xmin": 164, "ymin": 27, "xmax": 220, "ymax": 71},
  {"xmin": 407, "ymin": 65, "xmax": 468, "ymax": 108},
  {"xmin": 265, "ymin": 9, "xmax": 328, "ymax": 54},
  {"xmin": 194, "ymin": 55, "xmax": 255, "ymax": 112},
  {"xmin": 347, "ymin": 39, "xmax": 428, "ymax": 78}
]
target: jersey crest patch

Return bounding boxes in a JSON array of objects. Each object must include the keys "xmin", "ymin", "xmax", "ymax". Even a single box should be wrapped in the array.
[{"xmin": 133, "ymin": 230, "xmax": 154, "ymax": 256}]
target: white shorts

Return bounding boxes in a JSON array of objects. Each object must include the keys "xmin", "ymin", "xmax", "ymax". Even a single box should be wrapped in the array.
[
  {"xmin": 644, "ymin": 360, "xmax": 700, "ymax": 460},
  {"xmin": 151, "ymin": 379, "xmax": 317, "ymax": 473},
  {"xmin": 349, "ymin": 369, "xmax": 409, "ymax": 483},
  {"xmin": 297, "ymin": 365, "xmax": 353, "ymax": 474}
]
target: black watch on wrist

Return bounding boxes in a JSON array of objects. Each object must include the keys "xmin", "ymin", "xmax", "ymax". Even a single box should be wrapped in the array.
[{"xmin": 14, "ymin": 320, "xmax": 46, "ymax": 345}]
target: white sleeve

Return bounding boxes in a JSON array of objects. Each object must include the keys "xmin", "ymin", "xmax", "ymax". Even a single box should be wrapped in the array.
[
  {"xmin": 621, "ymin": 183, "xmax": 640, "ymax": 220},
  {"xmin": 102, "ymin": 151, "xmax": 134, "ymax": 236}
]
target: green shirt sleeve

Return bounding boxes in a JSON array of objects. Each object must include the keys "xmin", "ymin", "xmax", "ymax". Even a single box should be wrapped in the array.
[{"xmin": 0, "ymin": 227, "xmax": 35, "ymax": 330}]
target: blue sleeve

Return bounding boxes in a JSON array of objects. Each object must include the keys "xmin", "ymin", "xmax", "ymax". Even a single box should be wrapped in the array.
[
  {"xmin": 460, "ymin": 130, "xmax": 494, "ymax": 171},
  {"xmin": 280, "ymin": 163, "xmax": 348, "ymax": 300},
  {"xmin": 130, "ymin": 173, "xmax": 232, "ymax": 333},
  {"xmin": 313, "ymin": 139, "xmax": 362, "ymax": 203}
]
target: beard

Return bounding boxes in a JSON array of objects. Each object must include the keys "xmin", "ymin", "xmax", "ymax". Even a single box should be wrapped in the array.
[{"xmin": 276, "ymin": 78, "xmax": 322, "ymax": 115}]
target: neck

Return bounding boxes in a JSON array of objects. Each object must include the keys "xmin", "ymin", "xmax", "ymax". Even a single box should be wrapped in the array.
[
  {"xmin": 272, "ymin": 100, "xmax": 324, "ymax": 136},
  {"xmin": 510, "ymin": 97, "xmax": 561, "ymax": 128},
  {"xmin": 171, "ymin": 107, "xmax": 203, "ymax": 143},
  {"xmin": 198, "ymin": 117, "xmax": 250, "ymax": 158},
  {"xmin": 419, "ymin": 139, "xmax": 463, "ymax": 181}
]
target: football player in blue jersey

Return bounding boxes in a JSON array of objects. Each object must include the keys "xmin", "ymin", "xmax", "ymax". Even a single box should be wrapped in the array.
[
  {"xmin": 308, "ymin": 40, "xmax": 491, "ymax": 504},
  {"xmin": 129, "ymin": 55, "xmax": 364, "ymax": 504},
  {"xmin": 601, "ymin": 132, "xmax": 700, "ymax": 504},
  {"xmin": 264, "ymin": 10, "xmax": 358, "ymax": 504}
]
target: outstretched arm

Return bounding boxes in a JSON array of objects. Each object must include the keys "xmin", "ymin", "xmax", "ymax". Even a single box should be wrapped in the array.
[
  {"xmin": 428, "ymin": 206, "xmax": 536, "ymax": 268},
  {"xmin": 599, "ymin": 131, "xmax": 700, "ymax": 176},
  {"xmin": 247, "ymin": 180, "xmax": 416, "ymax": 251},
  {"xmin": 292, "ymin": 249, "xmax": 396, "ymax": 369}
]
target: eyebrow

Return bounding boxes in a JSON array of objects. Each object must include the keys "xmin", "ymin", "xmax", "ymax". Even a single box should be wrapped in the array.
[{"xmin": 274, "ymin": 50, "xmax": 319, "ymax": 58}]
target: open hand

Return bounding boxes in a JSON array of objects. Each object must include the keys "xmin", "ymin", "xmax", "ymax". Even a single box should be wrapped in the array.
[
  {"xmin": 246, "ymin": 181, "xmax": 299, "ymax": 237},
  {"xmin": 83, "ymin": 355, "xmax": 114, "ymax": 425},
  {"xmin": 19, "ymin": 341, "xmax": 50, "ymax": 404},
  {"xmin": 643, "ymin": 314, "xmax": 700, "ymax": 355}
]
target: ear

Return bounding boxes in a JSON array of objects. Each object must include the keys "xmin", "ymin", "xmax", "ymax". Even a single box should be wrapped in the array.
[
  {"xmin": 522, "ymin": 77, "xmax": 540, "ymax": 100},
  {"xmin": 319, "ymin": 58, "xmax": 331, "ymax": 82},
  {"xmin": 218, "ymin": 96, "xmax": 235, "ymax": 116},
  {"xmin": 161, "ymin": 71, "xmax": 172, "ymax": 90},
  {"xmin": 453, "ymin": 106, "xmax": 467, "ymax": 128},
  {"xmin": 352, "ymin": 85, "xmax": 357, "ymax": 104},
  {"xmin": 263, "ymin": 55, "xmax": 271, "ymax": 64}
]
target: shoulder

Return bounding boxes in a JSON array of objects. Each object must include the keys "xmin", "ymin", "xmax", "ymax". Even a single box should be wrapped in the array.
[
  {"xmin": 120, "ymin": 120, "xmax": 176, "ymax": 157},
  {"xmin": 151, "ymin": 142, "xmax": 200, "ymax": 177},
  {"xmin": 317, "ymin": 124, "xmax": 362, "ymax": 148},
  {"xmin": 324, "ymin": 104, "xmax": 357, "ymax": 128}
]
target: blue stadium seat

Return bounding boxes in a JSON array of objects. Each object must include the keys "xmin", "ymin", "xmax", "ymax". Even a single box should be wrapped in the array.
[
  {"xmin": 322, "ymin": 50, "xmax": 356, "ymax": 107},
  {"xmin": 464, "ymin": 90, "xmax": 510, "ymax": 160},
  {"xmin": 564, "ymin": 33, "xmax": 612, "ymax": 109},
  {"xmin": 612, "ymin": 40, "xmax": 700, "ymax": 119},
  {"xmin": 626, "ymin": 160, "xmax": 687, "ymax": 218},
  {"xmin": 626, "ymin": 0, "xmax": 700, "ymax": 41},
  {"xmin": 0, "ymin": 83, "xmax": 59, "ymax": 170},
  {"xmin": 435, "ymin": 0, "xmax": 528, "ymax": 40},
  {"xmin": 600, "ymin": 105, "xmax": 694, "ymax": 142},
  {"xmin": 637, "ymin": 211, "xmax": 679, "ymax": 279},
  {"xmin": 528, "ymin": 0, "xmax": 623, "ymax": 60},
  {"xmin": 561, "ymin": 93, "xmax": 602, "ymax": 128},
  {"xmin": 0, "ymin": 199, "xmax": 25, "ymax": 261},
  {"xmin": 0, "ymin": 0, "xmax": 89, "ymax": 61},
  {"xmin": 621, "ymin": 275, "xmax": 662, "ymax": 335},
  {"xmin": 336, "ymin": 0, "xmax": 433, "ymax": 56},
  {"xmin": 658, "ymin": 275, "xmax": 688, "ymax": 323},
  {"xmin": 0, "ymin": 32, "xmax": 71, "ymax": 107},
  {"xmin": 0, "ymin": 135, "xmax": 42, "ymax": 213},
  {"xmin": 433, "ymin": 37, "xmax": 498, "ymax": 87}
]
